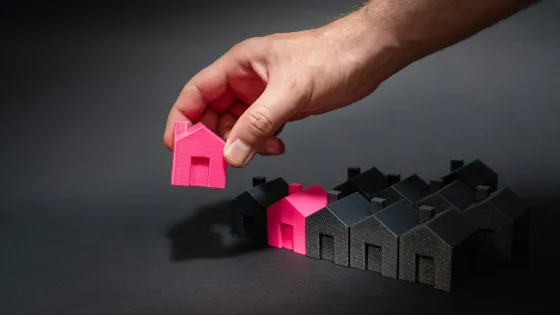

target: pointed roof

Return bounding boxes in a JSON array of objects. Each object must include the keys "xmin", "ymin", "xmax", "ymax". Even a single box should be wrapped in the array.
[
  {"xmin": 374, "ymin": 199, "xmax": 419, "ymax": 236},
  {"xmin": 442, "ymin": 159, "xmax": 498, "ymax": 191},
  {"xmin": 437, "ymin": 181, "xmax": 476, "ymax": 211},
  {"xmin": 333, "ymin": 167, "xmax": 388, "ymax": 199},
  {"xmin": 283, "ymin": 185, "xmax": 327, "ymax": 217},
  {"xmin": 425, "ymin": 209, "xmax": 475, "ymax": 247},
  {"xmin": 175, "ymin": 121, "xmax": 225, "ymax": 145},
  {"xmin": 391, "ymin": 174, "xmax": 430, "ymax": 203},
  {"xmin": 245, "ymin": 177, "xmax": 289, "ymax": 208},
  {"xmin": 468, "ymin": 187, "xmax": 528, "ymax": 221},
  {"xmin": 325, "ymin": 192, "xmax": 372, "ymax": 226}
]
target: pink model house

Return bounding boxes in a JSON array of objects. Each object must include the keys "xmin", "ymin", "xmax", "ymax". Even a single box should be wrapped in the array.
[
  {"xmin": 267, "ymin": 183, "xmax": 328, "ymax": 255},
  {"xmin": 171, "ymin": 121, "xmax": 227, "ymax": 188}
]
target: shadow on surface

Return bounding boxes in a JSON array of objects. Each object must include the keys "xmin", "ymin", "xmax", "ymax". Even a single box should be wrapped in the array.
[{"xmin": 165, "ymin": 199, "xmax": 264, "ymax": 261}]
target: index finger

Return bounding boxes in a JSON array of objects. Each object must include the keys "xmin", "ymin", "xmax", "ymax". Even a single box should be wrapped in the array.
[{"xmin": 163, "ymin": 55, "xmax": 233, "ymax": 150}]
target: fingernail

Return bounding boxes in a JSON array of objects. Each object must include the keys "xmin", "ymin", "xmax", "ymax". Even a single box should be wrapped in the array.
[
  {"xmin": 225, "ymin": 139, "xmax": 252, "ymax": 166},
  {"xmin": 264, "ymin": 139, "xmax": 281, "ymax": 155}
]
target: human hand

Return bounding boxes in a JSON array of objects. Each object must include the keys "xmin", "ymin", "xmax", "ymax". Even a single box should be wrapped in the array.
[{"xmin": 164, "ymin": 7, "xmax": 408, "ymax": 167}]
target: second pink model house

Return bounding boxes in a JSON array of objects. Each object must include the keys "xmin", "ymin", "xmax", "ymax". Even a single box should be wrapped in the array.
[
  {"xmin": 267, "ymin": 183, "xmax": 328, "ymax": 255},
  {"xmin": 171, "ymin": 121, "xmax": 227, "ymax": 188}
]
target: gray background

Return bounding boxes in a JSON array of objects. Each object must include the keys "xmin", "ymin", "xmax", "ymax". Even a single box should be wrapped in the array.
[{"xmin": 1, "ymin": 0, "xmax": 559, "ymax": 314}]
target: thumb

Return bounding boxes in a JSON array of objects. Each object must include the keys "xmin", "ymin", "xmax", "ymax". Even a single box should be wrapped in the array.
[{"xmin": 224, "ymin": 83, "xmax": 301, "ymax": 167}]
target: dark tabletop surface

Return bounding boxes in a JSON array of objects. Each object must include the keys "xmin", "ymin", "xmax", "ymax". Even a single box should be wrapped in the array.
[{"xmin": 2, "ymin": 0, "xmax": 559, "ymax": 314}]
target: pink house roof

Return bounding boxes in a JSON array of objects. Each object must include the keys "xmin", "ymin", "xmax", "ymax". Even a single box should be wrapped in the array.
[
  {"xmin": 283, "ymin": 185, "xmax": 327, "ymax": 217},
  {"xmin": 175, "ymin": 121, "xmax": 225, "ymax": 145}
]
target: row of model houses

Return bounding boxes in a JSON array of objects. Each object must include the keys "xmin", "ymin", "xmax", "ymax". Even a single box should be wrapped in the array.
[{"xmin": 230, "ymin": 159, "xmax": 530, "ymax": 292}]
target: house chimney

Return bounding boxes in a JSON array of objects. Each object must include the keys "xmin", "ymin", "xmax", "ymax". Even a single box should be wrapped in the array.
[
  {"xmin": 347, "ymin": 167, "xmax": 361, "ymax": 180},
  {"xmin": 174, "ymin": 120, "xmax": 189, "ymax": 137},
  {"xmin": 450, "ymin": 159, "xmax": 464, "ymax": 172},
  {"xmin": 387, "ymin": 174, "xmax": 401, "ymax": 186},
  {"xmin": 327, "ymin": 190, "xmax": 342, "ymax": 204},
  {"xmin": 371, "ymin": 197, "xmax": 386, "ymax": 214},
  {"xmin": 419, "ymin": 205, "xmax": 435, "ymax": 223},
  {"xmin": 252, "ymin": 176, "xmax": 266, "ymax": 187},
  {"xmin": 475, "ymin": 185, "xmax": 491, "ymax": 202},
  {"xmin": 429, "ymin": 180, "xmax": 444, "ymax": 193},
  {"xmin": 289, "ymin": 183, "xmax": 303, "ymax": 195}
]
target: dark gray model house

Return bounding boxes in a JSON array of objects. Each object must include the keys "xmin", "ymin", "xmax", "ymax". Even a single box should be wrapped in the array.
[
  {"xmin": 349, "ymin": 199, "xmax": 420, "ymax": 279},
  {"xmin": 415, "ymin": 180, "xmax": 476, "ymax": 220},
  {"xmin": 332, "ymin": 167, "xmax": 390, "ymax": 202},
  {"xmin": 230, "ymin": 176, "xmax": 289, "ymax": 245},
  {"xmin": 306, "ymin": 192, "xmax": 371, "ymax": 267},
  {"xmin": 441, "ymin": 159, "xmax": 498, "ymax": 193},
  {"xmin": 462, "ymin": 186, "xmax": 530, "ymax": 260},
  {"xmin": 371, "ymin": 174, "xmax": 430, "ymax": 212},
  {"xmin": 399, "ymin": 209, "xmax": 476, "ymax": 292}
]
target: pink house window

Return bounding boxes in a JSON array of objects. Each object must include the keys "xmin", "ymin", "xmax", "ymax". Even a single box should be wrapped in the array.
[{"xmin": 189, "ymin": 156, "xmax": 210, "ymax": 186}]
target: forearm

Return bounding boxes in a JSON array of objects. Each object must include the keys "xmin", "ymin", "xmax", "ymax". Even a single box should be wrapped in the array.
[
  {"xmin": 363, "ymin": 0, "xmax": 539, "ymax": 59},
  {"xmin": 320, "ymin": 0, "xmax": 539, "ymax": 87}
]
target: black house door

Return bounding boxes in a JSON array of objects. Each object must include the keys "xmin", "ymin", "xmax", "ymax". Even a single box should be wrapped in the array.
[{"xmin": 319, "ymin": 234, "xmax": 334, "ymax": 261}]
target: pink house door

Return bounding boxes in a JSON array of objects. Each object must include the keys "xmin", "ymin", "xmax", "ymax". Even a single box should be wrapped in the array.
[
  {"xmin": 190, "ymin": 156, "xmax": 210, "ymax": 186},
  {"xmin": 280, "ymin": 224, "xmax": 294, "ymax": 250}
]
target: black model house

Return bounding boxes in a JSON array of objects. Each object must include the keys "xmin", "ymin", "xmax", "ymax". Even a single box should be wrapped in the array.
[
  {"xmin": 349, "ymin": 199, "xmax": 420, "ymax": 279},
  {"xmin": 441, "ymin": 159, "xmax": 498, "ymax": 193},
  {"xmin": 306, "ymin": 192, "xmax": 371, "ymax": 267},
  {"xmin": 332, "ymin": 167, "xmax": 390, "ymax": 202},
  {"xmin": 371, "ymin": 174, "xmax": 430, "ymax": 212},
  {"xmin": 399, "ymin": 209, "xmax": 477, "ymax": 292},
  {"xmin": 415, "ymin": 180, "xmax": 476, "ymax": 218},
  {"xmin": 462, "ymin": 186, "xmax": 530, "ymax": 260},
  {"xmin": 230, "ymin": 176, "xmax": 289, "ymax": 245}
]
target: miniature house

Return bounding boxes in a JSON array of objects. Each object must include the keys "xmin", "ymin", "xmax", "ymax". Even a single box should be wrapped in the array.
[
  {"xmin": 462, "ymin": 186, "xmax": 530, "ymax": 260},
  {"xmin": 371, "ymin": 174, "xmax": 430, "ymax": 212},
  {"xmin": 230, "ymin": 177, "xmax": 289, "ymax": 245},
  {"xmin": 415, "ymin": 180, "xmax": 476, "ymax": 216},
  {"xmin": 267, "ymin": 184, "xmax": 328, "ymax": 255},
  {"xmin": 349, "ymin": 199, "xmax": 419, "ymax": 278},
  {"xmin": 333, "ymin": 166, "xmax": 389, "ymax": 201},
  {"xmin": 399, "ymin": 209, "xmax": 476, "ymax": 292},
  {"xmin": 171, "ymin": 121, "xmax": 227, "ymax": 188},
  {"xmin": 441, "ymin": 159, "xmax": 498, "ymax": 193},
  {"xmin": 306, "ymin": 192, "xmax": 371, "ymax": 267}
]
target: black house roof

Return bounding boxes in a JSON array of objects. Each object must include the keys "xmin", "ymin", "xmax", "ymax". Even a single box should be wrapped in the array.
[
  {"xmin": 391, "ymin": 174, "xmax": 430, "ymax": 204},
  {"xmin": 425, "ymin": 209, "xmax": 475, "ymax": 247},
  {"xmin": 374, "ymin": 199, "xmax": 419, "ymax": 236},
  {"xmin": 326, "ymin": 192, "xmax": 372, "ymax": 227},
  {"xmin": 241, "ymin": 177, "xmax": 289, "ymax": 208},
  {"xmin": 471, "ymin": 187, "xmax": 528, "ymax": 221},
  {"xmin": 333, "ymin": 167, "xmax": 388, "ymax": 200},
  {"xmin": 442, "ymin": 159, "xmax": 498, "ymax": 191},
  {"xmin": 438, "ymin": 181, "xmax": 476, "ymax": 211}
]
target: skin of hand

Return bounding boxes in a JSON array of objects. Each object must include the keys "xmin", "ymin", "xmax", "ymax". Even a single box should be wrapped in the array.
[{"xmin": 164, "ymin": 0, "xmax": 537, "ymax": 168}]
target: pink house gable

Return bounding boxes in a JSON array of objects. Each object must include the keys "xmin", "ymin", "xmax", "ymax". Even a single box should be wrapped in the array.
[
  {"xmin": 171, "ymin": 121, "xmax": 227, "ymax": 189},
  {"xmin": 267, "ymin": 184, "xmax": 328, "ymax": 255}
]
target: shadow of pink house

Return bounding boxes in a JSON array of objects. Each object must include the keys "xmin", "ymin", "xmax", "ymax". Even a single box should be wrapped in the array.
[
  {"xmin": 171, "ymin": 121, "xmax": 227, "ymax": 188},
  {"xmin": 267, "ymin": 183, "xmax": 328, "ymax": 255}
]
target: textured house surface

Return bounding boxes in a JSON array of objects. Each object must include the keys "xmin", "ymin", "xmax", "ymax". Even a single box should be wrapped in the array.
[
  {"xmin": 441, "ymin": 159, "xmax": 498, "ymax": 193},
  {"xmin": 267, "ymin": 184, "xmax": 328, "ymax": 255},
  {"xmin": 462, "ymin": 187, "xmax": 530, "ymax": 260},
  {"xmin": 231, "ymin": 177, "xmax": 289, "ymax": 245},
  {"xmin": 399, "ymin": 209, "xmax": 477, "ymax": 292},
  {"xmin": 333, "ymin": 167, "xmax": 389, "ymax": 201},
  {"xmin": 415, "ymin": 180, "xmax": 476, "ymax": 217},
  {"xmin": 372, "ymin": 174, "xmax": 430, "ymax": 212},
  {"xmin": 349, "ymin": 199, "xmax": 419, "ymax": 278},
  {"xmin": 306, "ymin": 192, "xmax": 371, "ymax": 267}
]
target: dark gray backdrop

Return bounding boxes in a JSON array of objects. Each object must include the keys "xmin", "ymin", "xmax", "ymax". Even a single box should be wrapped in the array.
[{"xmin": 1, "ymin": 0, "xmax": 559, "ymax": 314}]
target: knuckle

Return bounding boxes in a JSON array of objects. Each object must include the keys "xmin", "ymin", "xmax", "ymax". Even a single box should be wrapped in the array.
[{"xmin": 245, "ymin": 107, "xmax": 274, "ymax": 135}]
